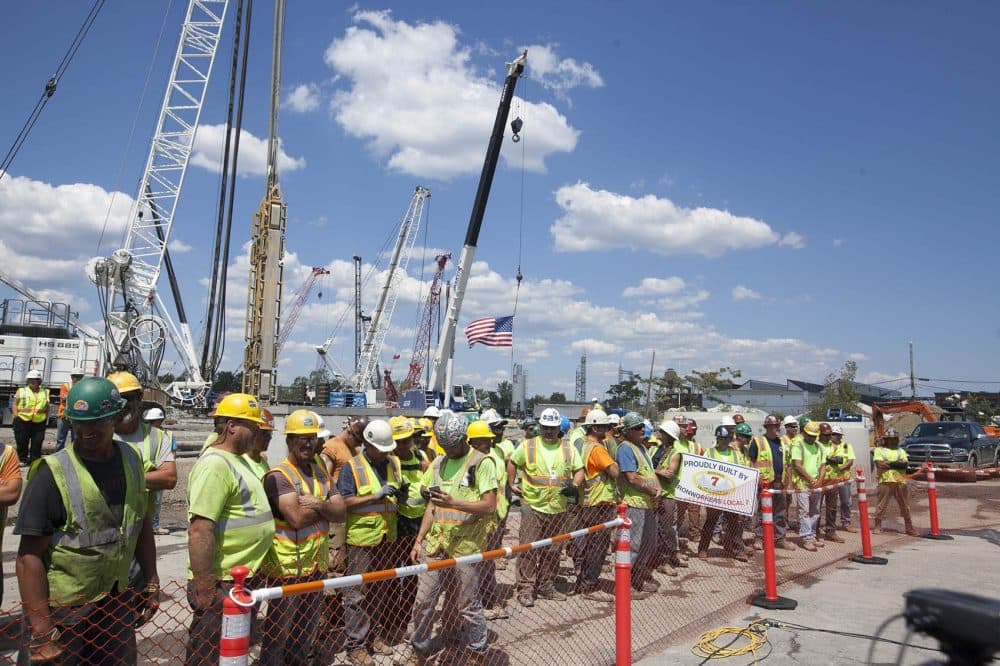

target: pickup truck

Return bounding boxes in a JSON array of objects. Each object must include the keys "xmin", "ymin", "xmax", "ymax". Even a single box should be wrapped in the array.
[{"xmin": 903, "ymin": 421, "xmax": 1000, "ymax": 472}]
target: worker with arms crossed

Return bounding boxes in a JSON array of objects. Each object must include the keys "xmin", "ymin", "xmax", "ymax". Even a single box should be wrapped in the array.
[{"xmin": 872, "ymin": 428, "xmax": 920, "ymax": 536}]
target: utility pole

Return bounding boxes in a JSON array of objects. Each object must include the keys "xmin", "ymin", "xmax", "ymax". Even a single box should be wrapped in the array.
[
  {"xmin": 644, "ymin": 350, "xmax": 656, "ymax": 417},
  {"xmin": 909, "ymin": 341, "xmax": 916, "ymax": 399}
]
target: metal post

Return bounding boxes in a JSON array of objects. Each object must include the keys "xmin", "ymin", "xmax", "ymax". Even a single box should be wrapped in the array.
[
  {"xmin": 923, "ymin": 466, "xmax": 954, "ymax": 540},
  {"xmin": 751, "ymin": 484, "xmax": 797, "ymax": 610},
  {"xmin": 852, "ymin": 469, "xmax": 888, "ymax": 564},
  {"xmin": 614, "ymin": 503, "xmax": 632, "ymax": 666}
]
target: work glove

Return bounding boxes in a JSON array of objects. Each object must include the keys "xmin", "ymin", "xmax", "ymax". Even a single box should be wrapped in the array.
[
  {"xmin": 888, "ymin": 461, "xmax": 909, "ymax": 471},
  {"xmin": 397, "ymin": 482, "xmax": 411, "ymax": 499},
  {"xmin": 559, "ymin": 483, "xmax": 579, "ymax": 503},
  {"xmin": 374, "ymin": 484, "xmax": 397, "ymax": 500},
  {"xmin": 826, "ymin": 456, "xmax": 844, "ymax": 466}
]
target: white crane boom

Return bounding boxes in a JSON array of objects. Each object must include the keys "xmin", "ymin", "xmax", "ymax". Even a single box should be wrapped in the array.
[{"xmin": 352, "ymin": 185, "xmax": 431, "ymax": 391}]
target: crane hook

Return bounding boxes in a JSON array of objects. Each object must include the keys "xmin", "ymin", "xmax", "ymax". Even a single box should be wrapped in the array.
[{"xmin": 510, "ymin": 116, "xmax": 523, "ymax": 143}]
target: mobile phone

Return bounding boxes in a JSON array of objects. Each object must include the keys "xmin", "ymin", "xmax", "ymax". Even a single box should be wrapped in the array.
[{"xmin": 428, "ymin": 485, "xmax": 442, "ymax": 495}]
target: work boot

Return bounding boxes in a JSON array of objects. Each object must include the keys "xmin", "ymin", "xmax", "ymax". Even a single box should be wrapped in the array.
[
  {"xmin": 776, "ymin": 540, "xmax": 797, "ymax": 551},
  {"xmin": 346, "ymin": 649, "xmax": 375, "ymax": 666},
  {"xmin": 801, "ymin": 541, "xmax": 817, "ymax": 552},
  {"xmin": 871, "ymin": 522, "xmax": 882, "ymax": 534},
  {"xmin": 517, "ymin": 593, "xmax": 534, "ymax": 607},
  {"xmin": 697, "ymin": 550, "xmax": 709, "ymax": 560},
  {"xmin": 656, "ymin": 563, "xmax": 679, "ymax": 576},
  {"xmin": 813, "ymin": 538, "xmax": 826, "ymax": 548},
  {"xmin": 484, "ymin": 605, "xmax": 510, "ymax": 620},
  {"xmin": 582, "ymin": 589, "xmax": 615, "ymax": 602},
  {"xmin": 752, "ymin": 539, "xmax": 764, "ymax": 550},
  {"xmin": 399, "ymin": 645, "xmax": 425, "ymax": 666},
  {"xmin": 905, "ymin": 524, "xmax": 921, "ymax": 537},
  {"xmin": 631, "ymin": 588, "xmax": 652, "ymax": 600},
  {"xmin": 667, "ymin": 554, "xmax": 688, "ymax": 568},
  {"xmin": 642, "ymin": 579, "xmax": 660, "ymax": 592},
  {"xmin": 371, "ymin": 637, "xmax": 393, "ymax": 656},
  {"xmin": 824, "ymin": 531, "xmax": 845, "ymax": 543},
  {"xmin": 728, "ymin": 551, "xmax": 750, "ymax": 562},
  {"xmin": 840, "ymin": 524, "xmax": 858, "ymax": 533},
  {"xmin": 536, "ymin": 588, "xmax": 567, "ymax": 602}
]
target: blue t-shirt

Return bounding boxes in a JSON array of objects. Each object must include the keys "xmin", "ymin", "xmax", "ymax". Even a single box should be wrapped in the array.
[
  {"xmin": 336, "ymin": 452, "xmax": 389, "ymax": 499},
  {"xmin": 616, "ymin": 445, "xmax": 639, "ymax": 474}
]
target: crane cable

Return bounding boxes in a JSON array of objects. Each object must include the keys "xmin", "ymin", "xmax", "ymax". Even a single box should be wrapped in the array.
[
  {"xmin": 509, "ymin": 80, "xmax": 528, "ymax": 376},
  {"xmin": 0, "ymin": 0, "xmax": 106, "ymax": 182}
]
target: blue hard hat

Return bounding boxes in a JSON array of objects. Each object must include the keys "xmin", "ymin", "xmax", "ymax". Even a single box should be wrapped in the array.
[
  {"xmin": 560, "ymin": 415, "xmax": 571, "ymax": 434},
  {"xmin": 644, "ymin": 424, "xmax": 652, "ymax": 439}
]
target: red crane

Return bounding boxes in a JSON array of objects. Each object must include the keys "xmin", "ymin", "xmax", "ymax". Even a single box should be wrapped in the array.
[
  {"xmin": 401, "ymin": 254, "xmax": 449, "ymax": 391},
  {"xmin": 277, "ymin": 266, "xmax": 330, "ymax": 354}
]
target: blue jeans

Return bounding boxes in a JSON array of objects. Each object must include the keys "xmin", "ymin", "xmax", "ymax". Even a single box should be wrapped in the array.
[
  {"xmin": 409, "ymin": 560, "xmax": 487, "ymax": 655},
  {"xmin": 55, "ymin": 418, "xmax": 73, "ymax": 451},
  {"xmin": 626, "ymin": 506, "xmax": 658, "ymax": 588}
]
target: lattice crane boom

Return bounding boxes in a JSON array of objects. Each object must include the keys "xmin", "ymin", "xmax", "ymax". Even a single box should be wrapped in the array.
[
  {"xmin": 353, "ymin": 185, "xmax": 431, "ymax": 391},
  {"xmin": 277, "ymin": 266, "xmax": 329, "ymax": 353},
  {"xmin": 401, "ymin": 253, "xmax": 448, "ymax": 391}
]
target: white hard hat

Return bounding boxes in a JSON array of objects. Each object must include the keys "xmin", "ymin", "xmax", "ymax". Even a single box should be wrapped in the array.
[
  {"xmin": 480, "ymin": 408, "xmax": 506, "ymax": 426},
  {"xmin": 313, "ymin": 412, "xmax": 332, "ymax": 440},
  {"xmin": 608, "ymin": 413, "xmax": 621, "ymax": 425},
  {"xmin": 143, "ymin": 407, "xmax": 165, "ymax": 421},
  {"xmin": 363, "ymin": 420, "xmax": 396, "ymax": 452},
  {"xmin": 782, "ymin": 416, "xmax": 798, "ymax": 427},
  {"xmin": 539, "ymin": 408, "xmax": 561, "ymax": 427},
  {"xmin": 719, "ymin": 415, "xmax": 737, "ymax": 428},
  {"xmin": 26, "ymin": 370, "xmax": 43, "ymax": 380},
  {"xmin": 423, "ymin": 406, "xmax": 441, "ymax": 418},
  {"xmin": 71, "ymin": 367, "xmax": 86, "ymax": 377},
  {"xmin": 585, "ymin": 409, "xmax": 610, "ymax": 426},
  {"xmin": 656, "ymin": 420, "xmax": 681, "ymax": 441},
  {"xmin": 830, "ymin": 424, "xmax": 844, "ymax": 435}
]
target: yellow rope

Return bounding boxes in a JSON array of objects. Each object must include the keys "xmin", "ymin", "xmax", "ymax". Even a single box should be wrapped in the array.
[{"xmin": 691, "ymin": 620, "xmax": 769, "ymax": 662}]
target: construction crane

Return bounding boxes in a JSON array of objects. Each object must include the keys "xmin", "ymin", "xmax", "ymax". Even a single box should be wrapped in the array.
[
  {"xmin": 242, "ymin": 0, "xmax": 287, "ymax": 402},
  {"xmin": 276, "ymin": 266, "xmax": 329, "ymax": 354},
  {"xmin": 352, "ymin": 185, "xmax": 431, "ymax": 391},
  {"xmin": 427, "ymin": 51, "xmax": 527, "ymax": 409},
  {"xmin": 0, "ymin": 271, "xmax": 102, "ymax": 341},
  {"xmin": 89, "ymin": 0, "xmax": 229, "ymax": 401},
  {"xmin": 401, "ymin": 253, "xmax": 449, "ymax": 392}
]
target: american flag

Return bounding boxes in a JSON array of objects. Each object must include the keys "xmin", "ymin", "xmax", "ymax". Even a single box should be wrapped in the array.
[{"xmin": 464, "ymin": 315, "xmax": 514, "ymax": 348}]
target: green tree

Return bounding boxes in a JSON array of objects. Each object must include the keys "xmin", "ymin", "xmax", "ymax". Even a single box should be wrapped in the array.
[
  {"xmin": 606, "ymin": 378, "xmax": 643, "ymax": 411},
  {"xmin": 684, "ymin": 366, "xmax": 742, "ymax": 404},
  {"xmin": 212, "ymin": 370, "xmax": 243, "ymax": 393},
  {"xmin": 496, "ymin": 380, "xmax": 513, "ymax": 414},
  {"xmin": 548, "ymin": 392, "xmax": 567, "ymax": 404},
  {"xmin": 963, "ymin": 394, "xmax": 995, "ymax": 425},
  {"xmin": 808, "ymin": 361, "xmax": 861, "ymax": 421},
  {"xmin": 157, "ymin": 373, "xmax": 176, "ymax": 385},
  {"xmin": 526, "ymin": 394, "xmax": 547, "ymax": 413}
]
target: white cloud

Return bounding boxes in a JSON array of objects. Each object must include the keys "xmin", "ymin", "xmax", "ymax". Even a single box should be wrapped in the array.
[
  {"xmin": 284, "ymin": 83, "xmax": 321, "ymax": 112},
  {"xmin": 519, "ymin": 43, "xmax": 603, "ymax": 99},
  {"xmin": 779, "ymin": 232, "xmax": 805, "ymax": 249},
  {"xmin": 323, "ymin": 10, "xmax": 579, "ymax": 179},
  {"xmin": 832, "ymin": 238, "xmax": 843, "ymax": 247},
  {"xmin": 570, "ymin": 338, "xmax": 621, "ymax": 355},
  {"xmin": 190, "ymin": 124, "xmax": 306, "ymax": 176},
  {"xmin": 848, "ymin": 352, "xmax": 869, "ymax": 362},
  {"xmin": 859, "ymin": 371, "xmax": 907, "ymax": 385},
  {"xmin": 168, "ymin": 239, "xmax": 192, "ymax": 253},
  {"xmin": 622, "ymin": 277, "xmax": 686, "ymax": 298},
  {"xmin": 552, "ymin": 182, "xmax": 796, "ymax": 257},
  {"xmin": 731, "ymin": 285, "xmax": 762, "ymax": 301}
]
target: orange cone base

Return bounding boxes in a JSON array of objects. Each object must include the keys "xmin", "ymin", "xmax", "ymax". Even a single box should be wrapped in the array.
[
  {"xmin": 750, "ymin": 592, "xmax": 797, "ymax": 611},
  {"xmin": 851, "ymin": 554, "xmax": 888, "ymax": 565}
]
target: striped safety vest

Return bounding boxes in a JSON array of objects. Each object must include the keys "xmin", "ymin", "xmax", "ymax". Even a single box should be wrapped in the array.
[
  {"xmin": 425, "ymin": 449, "xmax": 495, "ymax": 557},
  {"xmin": 581, "ymin": 437, "xmax": 617, "ymax": 507},
  {"xmin": 345, "ymin": 453, "xmax": 401, "ymax": 547},
  {"xmin": 15, "ymin": 386, "xmax": 49, "ymax": 423},
  {"xmin": 262, "ymin": 459, "xmax": 333, "ymax": 577}
]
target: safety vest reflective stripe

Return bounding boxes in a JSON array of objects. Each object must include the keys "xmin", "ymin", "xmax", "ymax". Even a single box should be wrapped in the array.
[
  {"xmin": 270, "ymin": 461, "xmax": 331, "ymax": 536},
  {"xmin": 203, "ymin": 452, "xmax": 274, "ymax": 532},
  {"xmin": 435, "ymin": 509, "xmax": 477, "ymax": 525},
  {"xmin": 524, "ymin": 437, "xmax": 572, "ymax": 483},
  {"xmin": 348, "ymin": 502, "xmax": 397, "ymax": 515},
  {"xmin": 430, "ymin": 450, "xmax": 485, "ymax": 526},
  {"xmin": 16, "ymin": 387, "xmax": 49, "ymax": 423}
]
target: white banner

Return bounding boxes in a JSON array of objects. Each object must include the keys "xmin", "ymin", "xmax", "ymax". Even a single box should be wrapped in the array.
[{"xmin": 676, "ymin": 453, "xmax": 759, "ymax": 517}]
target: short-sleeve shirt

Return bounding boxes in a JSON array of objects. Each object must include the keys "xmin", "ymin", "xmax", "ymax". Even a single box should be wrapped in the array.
[
  {"xmin": 336, "ymin": 452, "xmax": 390, "ymax": 499},
  {"xmin": 322, "ymin": 432, "xmax": 360, "ymax": 482},
  {"xmin": 263, "ymin": 463, "xmax": 333, "ymax": 519},
  {"xmin": 509, "ymin": 438, "xmax": 583, "ymax": 514},
  {"xmin": 790, "ymin": 438, "xmax": 824, "ymax": 489},
  {"xmin": 585, "ymin": 442, "xmax": 616, "ymax": 477},
  {"xmin": 873, "ymin": 447, "xmax": 908, "ymax": 484},
  {"xmin": 616, "ymin": 444, "xmax": 640, "ymax": 474},
  {"xmin": 117, "ymin": 424, "xmax": 176, "ymax": 469}
]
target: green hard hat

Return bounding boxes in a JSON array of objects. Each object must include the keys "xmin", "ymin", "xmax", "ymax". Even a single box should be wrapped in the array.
[
  {"xmin": 64, "ymin": 377, "xmax": 126, "ymax": 422},
  {"xmin": 797, "ymin": 415, "xmax": 810, "ymax": 429},
  {"xmin": 735, "ymin": 423, "xmax": 753, "ymax": 437},
  {"xmin": 621, "ymin": 411, "xmax": 645, "ymax": 429}
]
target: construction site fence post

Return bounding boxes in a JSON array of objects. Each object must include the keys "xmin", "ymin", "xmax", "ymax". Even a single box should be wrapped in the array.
[
  {"xmin": 852, "ymin": 469, "xmax": 888, "ymax": 565},
  {"xmin": 923, "ymin": 466, "xmax": 954, "ymax": 541},
  {"xmin": 614, "ymin": 503, "xmax": 632, "ymax": 666},
  {"xmin": 219, "ymin": 565, "xmax": 253, "ymax": 666},
  {"xmin": 750, "ymin": 483, "xmax": 797, "ymax": 610}
]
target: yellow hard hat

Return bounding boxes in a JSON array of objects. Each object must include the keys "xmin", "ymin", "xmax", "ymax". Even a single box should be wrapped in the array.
[
  {"xmin": 213, "ymin": 393, "xmax": 263, "ymax": 424},
  {"xmin": 107, "ymin": 371, "xmax": 142, "ymax": 395},
  {"xmin": 389, "ymin": 415, "xmax": 414, "ymax": 440},
  {"xmin": 419, "ymin": 417, "xmax": 434, "ymax": 433},
  {"xmin": 285, "ymin": 409, "xmax": 320, "ymax": 435},
  {"xmin": 648, "ymin": 436, "xmax": 661, "ymax": 445},
  {"xmin": 803, "ymin": 421, "xmax": 821, "ymax": 437},
  {"xmin": 466, "ymin": 420, "xmax": 493, "ymax": 440}
]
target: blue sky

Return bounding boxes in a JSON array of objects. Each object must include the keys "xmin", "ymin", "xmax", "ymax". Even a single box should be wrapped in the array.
[{"xmin": 1, "ymin": 1, "xmax": 998, "ymax": 400}]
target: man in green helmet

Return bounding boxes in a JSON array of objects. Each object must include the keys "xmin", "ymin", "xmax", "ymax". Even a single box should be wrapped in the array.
[{"xmin": 15, "ymin": 377, "xmax": 158, "ymax": 664}]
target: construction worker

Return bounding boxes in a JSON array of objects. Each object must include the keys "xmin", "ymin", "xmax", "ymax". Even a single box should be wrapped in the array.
[
  {"xmin": 243, "ymin": 408, "xmax": 275, "ymax": 479},
  {"xmin": 781, "ymin": 416, "xmax": 799, "ymax": 446},
  {"xmin": 733, "ymin": 421, "xmax": 753, "ymax": 455},
  {"xmin": 465, "ymin": 419, "xmax": 509, "ymax": 618},
  {"xmin": 403, "ymin": 414, "xmax": 497, "ymax": 666},
  {"xmin": 651, "ymin": 420, "xmax": 687, "ymax": 575},
  {"xmin": 54, "ymin": 367, "xmax": 85, "ymax": 452},
  {"xmin": 108, "ymin": 372, "xmax": 178, "ymax": 538},
  {"xmin": 422, "ymin": 405, "xmax": 445, "ymax": 457},
  {"xmin": 14, "ymin": 369, "xmax": 49, "ymax": 466},
  {"xmin": 749, "ymin": 415, "xmax": 794, "ymax": 550},
  {"xmin": 790, "ymin": 421, "xmax": 828, "ymax": 551},
  {"xmin": 675, "ymin": 416, "xmax": 704, "ymax": 548},
  {"xmin": 320, "ymin": 415, "xmax": 369, "ymax": 573},
  {"xmin": 520, "ymin": 417, "xmax": 539, "ymax": 441},
  {"xmin": 697, "ymin": 426, "xmax": 750, "ymax": 561},
  {"xmin": 605, "ymin": 413, "xmax": 622, "ymax": 458},
  {"xmin": 814, "ymin": 422, "xmax": 845, "ymax": 543},
  {"xmin": 872, "ymin": 428, "xmax": 919, "ymax": 536},
  {"xmin": 509, "ymin": 407, "xmax": 584, "ymax": 606},
  {"xmin": 0, "ymin": 430, "xmax": 23, "ymax": 607},
  {"xmin": 141, "ymin": 407, "xmax": 179, "ymax": 534},
  {"xmin": 616, "ymin": 411, "xmax": 660, "ymax": 597},
  {"xmin": 567, "ymin": 407, "xmax": 588, "ymax": 452},
  {"xmin": 571, "ymin": 409, "xmax": 621, "ymax": 600},
  {"xmin": 781, "ymin": 416, "xmax": 801, "ymax": 528},
  {"xmin": 339, "ymin": 419, "xmax": 401, "ymax": 666},
  {"xmin": 826, "ymin": 424, "xmax": 857, "ymax": 532},
  {"xmin": 260, "ymin": 410, "xmax": 345, "ymax": 666},
  {"xmin": 186, "ymin": 393, "xmax": 273, "ymax": 666},
  {"xmin": 389, "ymin": 415, "xmax": 428, "ymax": 635},
  {"xmin": 15, "ymin": 377, "xmax": 158, "ymax": 664}
]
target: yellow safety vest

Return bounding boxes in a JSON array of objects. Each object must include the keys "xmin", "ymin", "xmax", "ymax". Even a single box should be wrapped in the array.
[
  {"xmin": 520, "ymin": 436, "xmax": 574, "ymax": 514},
  {"xmin": 35, "ymin": 446, "xmax": 146, "ymax": 607},
  {"xmin": 706, "ymin": 445, "xmax": 749, "ymax": 467},
  {"xmin": 751, "ymin": 435, "xmax": 786, "ymax": 482},
  {"xmin": 425, "ymin": 449, "xmax": 495, "ymax": 557},
  {"xmin": 581, "ymin": 437, "xmax": 617, "ymax": 507},
  {"xmin": 654, "ymin": 445, "xmax": 681, "ymax": 499},
  {"xmin": 827, "ymin": 441, "xmax": 855, "ymax": 481},
  {"xmin": 117, "ymin": 423, "xmax": 170, "ymax": 473},
  {"xmin": 619, "ymin": 441, "xmax": 657, "ymax": 510},
  {"xmin": 16, "ymin": 386, "xmax": 49, "ymax": 423},
  {"xmin": 262, "ymin": 459, "xmax": 332, "ymax": 577},
  {"xmin": 398, "ymin": 449, "xmax": 428, "ymax": 520},
  {"xmin": 345, "ymin": 453, "xmax": 401, "ymax": 547},
  {"xmin": 873, "ymin": 447, "xmax": 908, "ymax": 484}
]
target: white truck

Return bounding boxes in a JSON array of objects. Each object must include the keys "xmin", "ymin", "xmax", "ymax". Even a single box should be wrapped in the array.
[{"xmin": 0, "ymin": 299, "xmax": 100, "ymax": 425}]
